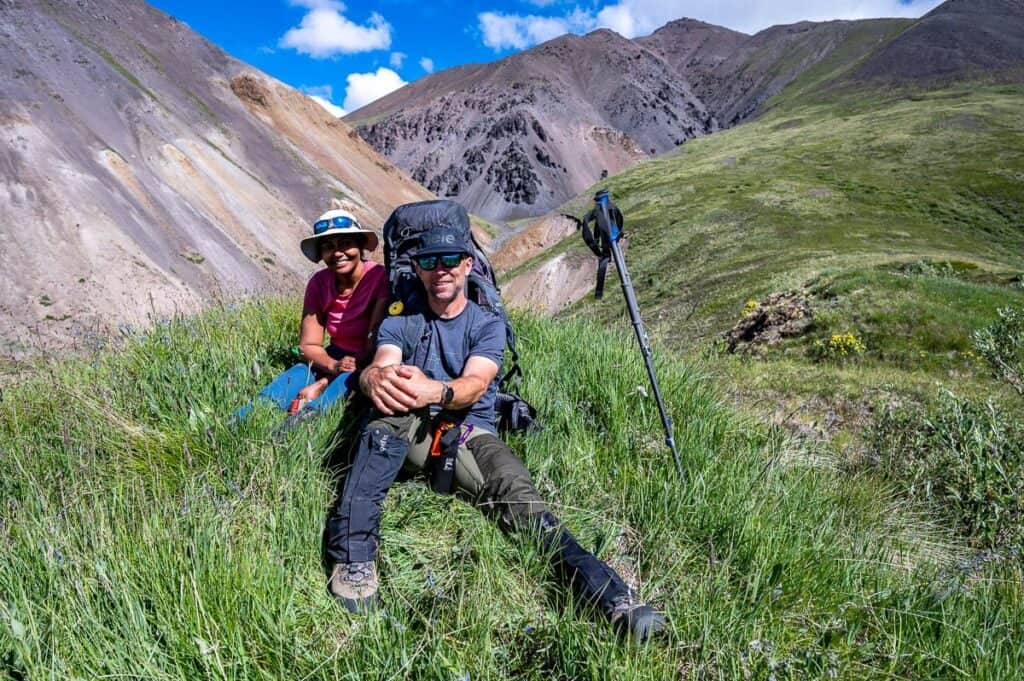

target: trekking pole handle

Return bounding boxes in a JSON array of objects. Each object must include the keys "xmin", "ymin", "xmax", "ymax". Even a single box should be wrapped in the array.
[{"xmin": 593, "ymin": 189, "xmax": 621, "ymax": 243}]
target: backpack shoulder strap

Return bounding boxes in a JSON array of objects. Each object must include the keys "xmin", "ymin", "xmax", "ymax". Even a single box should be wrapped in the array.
[{"xmin": 398, "ymin": 313, "xmax": 428, "ymax": 361}]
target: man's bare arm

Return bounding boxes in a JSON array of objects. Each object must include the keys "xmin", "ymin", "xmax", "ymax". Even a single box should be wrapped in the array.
[{"xmin": 394, "ymin": 356, "xmax": 499, "ymax": 410}]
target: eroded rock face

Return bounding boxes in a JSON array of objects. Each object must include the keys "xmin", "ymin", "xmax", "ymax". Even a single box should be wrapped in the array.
[
  {"xmin": 0, "ymin": 0, "xmax": 430, "ymax": 355},
  {"xmin": 350, "ymin": 30, "xmax": 713, "ymax": 222},
  {"xmin": 502, "ymin": 251, "xmax": 599, "ymax": 315},
  {"xmin": 723, "ymin": 290, "xmax": 814, "ymax": 354},
  {"xmin": 230, "ymin": 74, "xmax": 269, "ymax": 107},
  {"xmin": 485, "ymin": 141, "xmax": 540, "ymax": 205}
]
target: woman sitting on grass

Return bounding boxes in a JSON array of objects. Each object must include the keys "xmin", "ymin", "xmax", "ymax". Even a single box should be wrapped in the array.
[{"xmin": 234, "ymin": 210, "xmax": 388, "ymax": 427}]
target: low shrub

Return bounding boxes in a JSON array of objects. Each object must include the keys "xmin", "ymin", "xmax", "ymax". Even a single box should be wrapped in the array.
[
  {"xmin": 870, "ymin": 391, "xmax": 1024, "ymax": 549},
  {"xmin": 811, "ymin": 331, "xmax": 867, "ymax": 361},
  {"xmin": 900, "ymin": 259, "xmax": 960, "ymax": 279},
  {"xmin": 973, "ymin": 306, "xmax": 1024, "ymax": 395}
]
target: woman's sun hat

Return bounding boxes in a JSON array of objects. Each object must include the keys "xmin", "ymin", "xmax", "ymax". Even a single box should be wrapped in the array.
[{"xmin": 300, "ymin": 209, "xmax": 380, "ymax": 263}]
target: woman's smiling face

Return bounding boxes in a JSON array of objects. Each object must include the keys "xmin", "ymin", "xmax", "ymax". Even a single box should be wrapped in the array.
[{"xmin": 319, "ymin": 235, "xmax": 363, "ymax": 277}]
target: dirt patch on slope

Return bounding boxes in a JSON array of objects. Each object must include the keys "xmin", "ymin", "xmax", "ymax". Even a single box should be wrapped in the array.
[
  {"xmin": 230, "ymin": 71, "xmax": 430, "ymax": 228},
  {"xmin": 492, "ymin": 214, "xmax": 578, "ymax": 275},
  {"xmin": 98, "ymin": 149, "xmax": 155, "ymax": 212},
  {"xmin": 502, "ymin": 251, "xmax": 597, "ymax": 315}
]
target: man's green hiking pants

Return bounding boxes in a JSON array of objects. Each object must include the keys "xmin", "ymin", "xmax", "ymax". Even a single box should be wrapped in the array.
[{"xmin": 322, "ymin": 410, "xmax": 633, "ymax": 615}]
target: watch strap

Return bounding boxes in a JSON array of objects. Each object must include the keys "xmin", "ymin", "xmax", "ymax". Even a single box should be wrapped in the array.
[{"xmin": 440, "ymin": 382, "xmax": 454, "ymax": 406}]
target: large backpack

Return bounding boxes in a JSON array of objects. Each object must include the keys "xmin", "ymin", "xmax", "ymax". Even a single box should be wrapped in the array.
[{"xmin": 381, "ymin": 200, "xmax": 540, "ymax": 434}]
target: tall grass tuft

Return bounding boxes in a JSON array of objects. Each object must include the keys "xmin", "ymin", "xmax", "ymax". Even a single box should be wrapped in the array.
[{"xmin": 871, "ymin": 391, "xmax": 1024, "ymax": 549}]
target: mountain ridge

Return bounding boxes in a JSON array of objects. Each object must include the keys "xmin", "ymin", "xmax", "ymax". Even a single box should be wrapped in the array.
[
  {"xmin": 0, "ymin": 0, "xmax": 430, "ymax": 355},
  {"xmin": 349, "ymin": 0, "xmax": 1018, "ymax": 223},
  {"xmin": 350, "ymin": 28, "xmax": 712, "ymax": 222},
  {"xmin": 843, "ymin": 0, "xmax": 1024, "ymax": 84}
]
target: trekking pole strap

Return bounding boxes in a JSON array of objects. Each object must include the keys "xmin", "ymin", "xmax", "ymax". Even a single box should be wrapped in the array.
[
  {"xmin": 499, "ymin": 361, "xmax": 523, "ymax": 391},
  {"xmin": 564, "ymin": 210, "xmax": 612, "ymax": 299}
]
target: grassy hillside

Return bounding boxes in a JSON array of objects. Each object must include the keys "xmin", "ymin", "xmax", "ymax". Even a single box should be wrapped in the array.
[
  {"xmin": 550, "ymin": 84, "xmax": 1024, "ymax": 335},
  {"xmin": 2, "ymin": 303, "xmax": 1023, "ymax": 678},
  {"xmin": 509, "ymin": 83, "xmax": 1024, "ymax": 455}
]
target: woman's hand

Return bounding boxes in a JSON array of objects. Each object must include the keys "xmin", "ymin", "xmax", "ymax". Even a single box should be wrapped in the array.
[{"xmin": 338, "ymin": 356, "xmax": 358, "ymax": 373}]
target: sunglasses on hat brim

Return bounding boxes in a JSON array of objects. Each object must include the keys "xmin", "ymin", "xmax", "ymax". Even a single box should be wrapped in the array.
[
  {"xmin": 313, "ymin": 215, "xmax": 359, "ymax": 234},
  {"xmin": 415, "ymin": 253, "xmax": 465, "ymax": 271}
]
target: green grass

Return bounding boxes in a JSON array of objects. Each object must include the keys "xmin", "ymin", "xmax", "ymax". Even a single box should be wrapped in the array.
[
  {"xmin": 2, "ymin": 303, "xmax": 1023, "ymax": 678},
  {"xmin": 759, "ymin": 20, "xmax": 913, "ymax": 113},
  {"xmin": 508, "ymin": 84, "xmax": 1024, "ymax": 463},
  {"xmin": 537, "ymin": 85, "xmax": 1024, "ymax": 336},
  {"xmin": 800, "ymin": 267, "xmax": 1023, "ymax": 371}
]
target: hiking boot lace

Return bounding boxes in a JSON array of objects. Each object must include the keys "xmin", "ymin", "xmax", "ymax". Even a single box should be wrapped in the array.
[
  {"xmin": 610, "ymin": 589, "xmax": 642, "ymax": 618},
  {"xmin": 340, "ymin": 561, "xmax": 375, "ymax": 587}
]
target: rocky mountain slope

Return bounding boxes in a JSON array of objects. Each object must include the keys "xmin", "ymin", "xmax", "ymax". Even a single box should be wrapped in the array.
[
  {"xmin": 346, "ymin": 15, "xmax": 935, "ymax": 222},
  {"xmin": 351, "ymin": 29, "xmax": 713, "ymax": 222},
  {"xmin": 496, "ymin": 0, "xmax": 1024, "ymax": 322},
  {"xmin": 0, "ymin": 0, "xmax": 430, "ymax": 356},
  {"xmin": 844, "ymin": 0, "xmax": 1024, "ymax": 84},
  {"xmin": 683, "ymin": 18, "xmax": 913, "ymax": 127}
]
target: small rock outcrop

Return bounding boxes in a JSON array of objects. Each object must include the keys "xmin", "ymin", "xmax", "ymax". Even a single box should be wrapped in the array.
[
  {"xmin": 229, "ymin": 73, "xmax": 269, "ymax": 107},
  {"xmin": 723, "ymin": 290, "xmax": 814, "ymax": 354}
]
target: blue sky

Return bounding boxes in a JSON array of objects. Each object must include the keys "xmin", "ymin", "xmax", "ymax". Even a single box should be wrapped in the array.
[{"xmin": 147, "ymin": 0, "xmax": 942, "ymax": 116}]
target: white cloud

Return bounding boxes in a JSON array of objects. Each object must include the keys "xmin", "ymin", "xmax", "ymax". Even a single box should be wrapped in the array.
[
  {"xmin": 389, "ymin": 51, "xmax": 407, "ymax": 68},
  {"xmin": 419, "ymin": 57, "xmax": 435, "ymax": 73},
  {"xmin": 479, "ymin": 10, "xmax": 595, "ymax": 51},
  {"xmin": 280, "ymin": 0, "xmax": 391, "ymax": 58},
  {"xmin": 309, "ymin": 94, "xmax": 347, "ymax": 117},
  {"xmin": 301, "ymin": 85, "xmax": 347, "ymax": 116},
  {"xmin": 342, "ymin": 67, "xmax": 407, "ymax": 112},
  {"xmin": 478, "ymin": 0, "xmax": 943, "ymax": 49},
  {"xmin": 301, "ymin": 84, "xmax": 334, "ymax": 99}
]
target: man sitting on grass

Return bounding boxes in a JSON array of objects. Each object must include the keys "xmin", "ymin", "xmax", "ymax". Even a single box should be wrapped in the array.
[{"xmin": 322, "ymin": 212, "xmax": 666, "ymax": 642}]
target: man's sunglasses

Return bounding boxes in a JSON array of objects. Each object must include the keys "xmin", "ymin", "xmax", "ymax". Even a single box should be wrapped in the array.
[
  {"xmin": 313, "ymin": 215, "xmax": 357, "ymax": 234},
  {"xmin": 415, "ymin": 253, "xmax": 464, "ymax": 271}
]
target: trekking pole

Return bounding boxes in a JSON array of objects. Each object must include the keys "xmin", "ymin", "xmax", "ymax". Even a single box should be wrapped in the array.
[{"xmin": 569, "ymin": 189, "xmax": 683, "ymax": 479}]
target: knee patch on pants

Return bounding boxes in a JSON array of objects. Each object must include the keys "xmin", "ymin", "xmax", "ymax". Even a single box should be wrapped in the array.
[{"xmin": 467, "ymin": 434, "xmax": 548, "ymax": 530}]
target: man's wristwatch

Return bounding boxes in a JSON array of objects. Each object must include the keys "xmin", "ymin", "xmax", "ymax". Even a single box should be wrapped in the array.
[{"xmin": 438, "ymin": 381, "xmax": 455, "ymax": 407}]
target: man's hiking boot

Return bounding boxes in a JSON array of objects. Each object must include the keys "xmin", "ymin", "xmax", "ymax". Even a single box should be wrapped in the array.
[
  {"xmin": 530, "ymin": 511, "xmax": 666, "ymax": 642},
  {"xmin": 609, "ymin": 593, "xmax": 667, "ymax": 643},
  {"xmin": 328, "ymin": 561, "xmax": 380, "ymax": 614}
]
